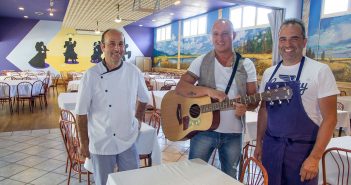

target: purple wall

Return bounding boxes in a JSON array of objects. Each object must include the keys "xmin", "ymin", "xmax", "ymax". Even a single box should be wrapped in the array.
[
  {"xmin": 124, "ymin": 25, "xmax": 154, "ymax": 58},
  {"xmin": 0, "ymin": 17, "xmax": 38, "ymax": 71}
]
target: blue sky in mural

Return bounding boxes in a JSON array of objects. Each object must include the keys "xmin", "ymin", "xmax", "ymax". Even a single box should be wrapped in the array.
[
  {"xmin": 181, "ymin": 35, "xmax": 212, "ymax": 55},
  {"xmin": 233, "ymin": 27, "xmax": 269, "ymax": 47},
  {"xmin": 155, "ymin": 33, "xmax": 178, "ymax": 56},
  {"xmin": 309, "ymin": 14, "xmax": 351, "ymax": 58}
]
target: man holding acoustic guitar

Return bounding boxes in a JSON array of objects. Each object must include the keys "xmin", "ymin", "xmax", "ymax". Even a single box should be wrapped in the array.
[
  {"xmin": 254, "ymin": 19, "xmax": 339, "ymax": 185},
  {"xmin": 174, "ymin": 19, "xmax": 258, "ymax": 179}
]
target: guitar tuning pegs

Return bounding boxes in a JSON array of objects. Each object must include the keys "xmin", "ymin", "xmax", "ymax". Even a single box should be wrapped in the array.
[
  {"xmin": 267, "ymin": 86, "xmax": 271, "ymax": 90},
  {"xmin": 276, "ymin": 84, "xmax": 279, "ymax": 88},
  {"xmin": 286, "ymin": 99, "xmax": 290, "ymax": 103},
  {"xmin": 278, "ymin": 100, "xmax": 282, "ymax": 104},
  {"xmin": 269, "ymin": 101, "xmax": 274, "ymax": 106}
]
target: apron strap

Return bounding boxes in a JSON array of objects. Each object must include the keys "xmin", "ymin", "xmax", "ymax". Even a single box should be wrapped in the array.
[{"xmin": 268, "ymin": 57, "xmax": 305, "ymax": 82}]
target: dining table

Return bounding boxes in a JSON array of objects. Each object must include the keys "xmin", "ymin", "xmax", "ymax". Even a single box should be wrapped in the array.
[{"xmin": 106, "ymin": 158, "xmax": 244, "ymax": 185}]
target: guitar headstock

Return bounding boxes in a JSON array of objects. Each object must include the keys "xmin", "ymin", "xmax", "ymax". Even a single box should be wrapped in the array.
[{"xmin": 261, "ymin": 86, "xmax": 293, "ymax": 102}]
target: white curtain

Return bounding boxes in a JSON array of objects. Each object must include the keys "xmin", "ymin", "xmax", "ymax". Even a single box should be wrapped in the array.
[{"xmin": 268, "ymin": 9, "xmax": 285, "ymax": 66}]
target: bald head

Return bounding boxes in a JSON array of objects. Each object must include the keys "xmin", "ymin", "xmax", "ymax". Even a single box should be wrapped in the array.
[{"xmin": 212, "ymin": 19, "xmax": 234, "ymax": 34}]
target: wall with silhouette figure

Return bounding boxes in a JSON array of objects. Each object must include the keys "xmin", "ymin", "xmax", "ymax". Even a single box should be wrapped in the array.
[
  {"xmin": 0, "ymin": 19, "xmax": 153, "ymax": 73},
  {"xmin": 28, "ymin": 41, "xmax": 49, "ymax": 68}
]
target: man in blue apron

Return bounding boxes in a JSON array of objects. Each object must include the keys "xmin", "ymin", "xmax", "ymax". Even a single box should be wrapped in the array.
[{"xmin": 254, "ymin": 18, "xmax": 339, "ymax": 185}]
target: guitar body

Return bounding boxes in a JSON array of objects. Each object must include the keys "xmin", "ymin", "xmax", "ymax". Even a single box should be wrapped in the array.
[{"xmin": 161, "ymin": 90, "xmax": 220, "ymax": 141}]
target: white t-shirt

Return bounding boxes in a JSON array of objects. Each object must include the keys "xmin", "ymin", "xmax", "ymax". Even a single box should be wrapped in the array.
[
  {"xmin": 75, "ymin": 61, "xmax": 150, "ymax": 155},
  {"xmin": 188, "ymin": 54, "xmax": 257, "ymax": 133},
  {"xmin": 259, "ymin": 57, "xmax": 339, "ymax": 126}
]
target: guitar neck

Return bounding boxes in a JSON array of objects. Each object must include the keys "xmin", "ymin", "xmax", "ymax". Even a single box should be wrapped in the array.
[{"xmin": 201, "ymin": 93, "xmax": 262, "ymax": 113}]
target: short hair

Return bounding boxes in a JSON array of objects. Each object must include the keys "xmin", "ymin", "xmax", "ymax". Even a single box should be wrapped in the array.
[
  {"xmin": 279, "ymin": 18, "xmax": 306, "ymax": 38},
  {"xmin": 101, "ymin": 29, "xmax": 124, "ymax": 44},
  {"xmin": 211, "ymin": 19, "xmax": 235, "ymax": 33}
]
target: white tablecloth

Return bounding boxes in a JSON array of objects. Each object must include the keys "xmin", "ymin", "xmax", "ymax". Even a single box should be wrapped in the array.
[
  {"xmin": 0, "ymin": 80, "xmax": 41, "ymax": 97},
  {"xmin": 57, "ymin": 92, "xmax": 162, "ymax": 168},
  {"xmin": 244, "ymin": 111, "xmax": 258, "ymax": 142},
  {"xmin": 318, "ymin": 136, "xmax": 351, "ymax": 185},
  {"xmin": 148, "ymin": 91, "xmax": 169, "ymax": 109},
  {"xmin": 336, "ymin": 110, "xmax": 351, "ymax": 135},
  {"xmin": 150, "ymin": 79, "xmax": 179, "ymax": 90},
  {"xmin": 84, "ymin": 123, "xmax": 161, "ymax": 172},
  {"xmin": 338, "ymin": 96, "xmax": 351, "ymax": 116},
  {"xmin": 106, "ymin": 158, "xmax": 243, "ymax": 185},
  {"xmin": 67, "ymin": 80, "xmax": 80, "ymax": 92}
]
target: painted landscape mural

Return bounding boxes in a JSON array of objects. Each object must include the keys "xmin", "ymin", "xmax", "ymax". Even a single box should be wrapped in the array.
[{"xmin": 307, "ymin": 14, "xmax": 351, "ymax": 82}]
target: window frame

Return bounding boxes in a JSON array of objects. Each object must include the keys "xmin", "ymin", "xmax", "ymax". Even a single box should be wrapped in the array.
[
  {"xmin": 156, "ymin": 25, "xmax": 172, "ymax": 42},
  {"xmin": 321, "ymin": 0, "xmax": 351, "ymax": 18},
  {"xmin": 182, "ymin": 15, "xmax": 208, "ymax": 38},
  {"xmin": 229, "ymin": 5, "xmax": 272, "ymax": 31}
]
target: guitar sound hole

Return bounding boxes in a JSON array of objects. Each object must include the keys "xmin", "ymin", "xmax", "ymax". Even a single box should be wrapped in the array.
[{"xmin": 189, "ymin": 104, "xmax": 200, "ymax": 118}]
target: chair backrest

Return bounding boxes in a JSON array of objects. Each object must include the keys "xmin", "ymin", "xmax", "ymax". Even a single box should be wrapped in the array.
[
  {"xmin": 59, "ymin": 110, "xmax": 81, "ymax": 164},
  {"xmin": 0, "ymin": 82, "xmax": 11, "ymax": 99},
  {"xmin": 243, "ymin": 143, "xmax": 256, "ymax": 162},
  {"xmin": 17, "ymin": 81, "xmax": 33, "ymax": 97},
  {"xmin": 148, "ymin": 112, "xmax": 161, "ymax": 135},
  {"xmin": 240, "ymin": 157, "xmax": 268, "ymax": 185},
  {"xmin": 340, "ymin": 90, "xmax": 347, "ymax": 96},
  {"xmin": 337, "ymin": 102, "xmax": 344, "ymax": 111},
  {"xmin": 160, "ymin": 84, "xmax": 174, "ymax": 91},
  {"xmin": 322, "ymin": 147, "xmax": 351, "ymax": 185},
  {"xmin": 32, "ymin": 80, "xmax": 43, "ymax": 96}
]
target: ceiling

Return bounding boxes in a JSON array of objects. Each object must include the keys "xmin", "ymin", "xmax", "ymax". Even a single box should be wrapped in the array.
[{"xmin": 0, "ymin": 0, "xmax": 237, "ymax": 31}]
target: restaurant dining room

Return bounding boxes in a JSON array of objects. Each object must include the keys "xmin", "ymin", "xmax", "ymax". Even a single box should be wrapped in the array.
[{"xmin": 0, "ymin": 0, "xmax": 350, "ymax": 185}]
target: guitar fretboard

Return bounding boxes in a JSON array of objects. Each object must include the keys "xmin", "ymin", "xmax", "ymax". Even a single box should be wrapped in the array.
[
  {"xmin": 200, "ymin": 93, "xmax": 262, "ymax": 113},
  {"xmin": 199, "ymin": 86, "xmax": 292, "ymax": 113}
]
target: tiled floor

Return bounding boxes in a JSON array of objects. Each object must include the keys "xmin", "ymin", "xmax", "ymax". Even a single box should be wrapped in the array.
[{"xmin": 0, "ymin": 128, "xmax": 196, "ymax": 185}]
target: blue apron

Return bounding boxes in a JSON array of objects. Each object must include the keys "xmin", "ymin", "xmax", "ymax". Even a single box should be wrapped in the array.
[{"xmin": 262, "ymin": 57, "xmax": 319, "ymax": 185}]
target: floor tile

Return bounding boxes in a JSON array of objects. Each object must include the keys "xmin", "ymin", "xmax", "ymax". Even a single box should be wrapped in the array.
[
  {"xmin": 0, "ymin": 148, "xmax": 16, "ymax": 158},
  {"xmin": 36, "ymin": 148, "xmax": 64, "ymax": 158},
  {"xmin": 0, "ymin": 178, "xmax": 26, "ymax": 185},
  {"xmin": 10, "ymin": 168, "xmax": 48, "ymax": 183},
  {"xmin": 0, "ymin": 163, "xmax": 29, "ymax": 178},
  {"xmin": 33, "ymin": 159, "xmax": 64, "ymax": 172},
  {"xmin": 0, "ymin": 161, "xmax": 10, "ymax": 168},
  {"xmin": 12, "ymin": 131, "xmax": 32, "ymax": 136},
  {"xmin": 0, "ymin": 152, "xmax": 31, "ymax": 163},
  {"xmin": 0, "ymin": 140, "xmax": 19, "ymax": 149},
  {"xmin": 0, "ymin": 132, "xmax": 12, "ymax": 137},
  {"xmin": 20, "ymin": 146, "xmax": 47, "ymax": 156},
  {"xmin": 30, "ymin": 172, "xmax": 67, "ymax": 185},
  {"xmin": 5, "ymin": 143, "xmax": 34, "ymax": 152},
  {"xmin": 15, "ymin": 156, "xmax": 48, "ymax": 167}
]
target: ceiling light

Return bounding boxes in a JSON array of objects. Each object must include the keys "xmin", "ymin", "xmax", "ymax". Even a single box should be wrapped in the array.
[
  {"xmin": 114, "ymin": 15, "xmax": 122, "ymax": 23},
  {"xmin": 169, "ymin": 13, "xmax": 174, "ymax": 16},
  {"xmin": 18, "ymin": 7, "xmax": 24, "ymax": 11},
  {"xmin": 49, "ymin": 0, "xmax": 54, "ymax": 16},
  {"xmin": 139, "ymin": 24, "xmax": 143, "ymax": 27},
  {"xmin": 35, "ymin": 12, "xmax": 44, "ymax": 15},
  {"xmin": 152, "ymin": 19, "xmax": 156, "ymax": 22},
  {"xmin": 114, "ymin": 3, "xmax": 123, "ymax": 23},
  {"xmin": 24, "ymin": 16, "xmax": 28, "ymax": 19},
  {"xmin": 49, "ymin": 10, "xmax": 54, "ymax": 16},
  {"xmin": 174, "ymin": 1, "xmax": 181, "ymax": 5},
  {"xmin": 95, "ymin": 21, "xmax": 101, "ymax": 34}
]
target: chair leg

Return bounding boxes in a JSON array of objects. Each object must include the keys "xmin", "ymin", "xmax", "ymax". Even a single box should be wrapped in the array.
[
  {"xmin": 67, "ymin": 164, "xmax": 72, "ymax": 185},
  {"xmin": 65, "ymin": 157, "xmax": 69, "ymax": 173},
  {"xmin": 87, "ymin": 172, "xmax": 90, "ymax": 185}
]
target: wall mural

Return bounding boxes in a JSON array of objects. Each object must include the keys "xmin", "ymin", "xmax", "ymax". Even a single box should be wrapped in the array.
[
  {"xmin": 2, "ymin": 20, "xmax": 146, "ymax": 73},
  {"xmin": 306, "ymin": 0, "xmax": 351, "ymax": 83},
  {"xmin": 234, "ymin": 27, "xmax": 273, "ymax": 76},
  {"xmin": 153, "ymin": 22, "xmax": 179, "ymax": 69}
]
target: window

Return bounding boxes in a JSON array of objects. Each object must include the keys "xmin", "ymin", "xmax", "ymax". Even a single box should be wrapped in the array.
[
  {"xmin": 322, "ymin": 0, "xmax": 350, "ymax": 18},
  {"xmin": 156, "ymin": 25, "xmax": 171, "ymax": 42},
  {"xmin": 183, "ymin": 15, "xmax": 207, "ymax": 38},
  {"xmin": 230, "ymin": 6, "xmax": 272, "ymax": 30}
]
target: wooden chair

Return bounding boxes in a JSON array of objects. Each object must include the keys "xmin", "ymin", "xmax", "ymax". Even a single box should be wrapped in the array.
[
  {"xmin": 336, "ymin": 102, "xmax": 345, "ymax": 137},
  {"xmin": 31, "ymin": 80, "xmax": 44, "ymax": 110},
  {"xmin": 16, "ymin": 82, "xmax": 33, "ymax": 113},
  {"xmin": 39, "ymin": 78, "xmax": 49, "ymax": 107},
  {"xmin": 140, "ymin": 111, "xmax": 161, "ymax": 168},
  {"xmin": 240, "ymin": 157, "xmax": 268, "ymax": 185},
  {"xmin": 0, "ymin": 82, "xmax": 13, "ymax": 114},
  {"xmin": 340, "ymin": 90, "xmax": 347, "ymax": 96},
  {"xmin": 50, "ymin": 74, "xmax": 60, "ymax": 95},
  {"xmin": 322, "ymin": 147, "xmax": 351, "ymax": 185},
  {"xmin": 59, "ymin": 109, "xmax": 91, "ymax": 185},
  {"xmin": 160, "ymin": 84, "xmax": 175, "ymax": 90}
]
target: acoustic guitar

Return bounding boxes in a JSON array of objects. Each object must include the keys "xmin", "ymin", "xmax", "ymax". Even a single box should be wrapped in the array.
[{"xmin": 160, "ymin": 86, "xmax": 293, "ymax": 141}]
